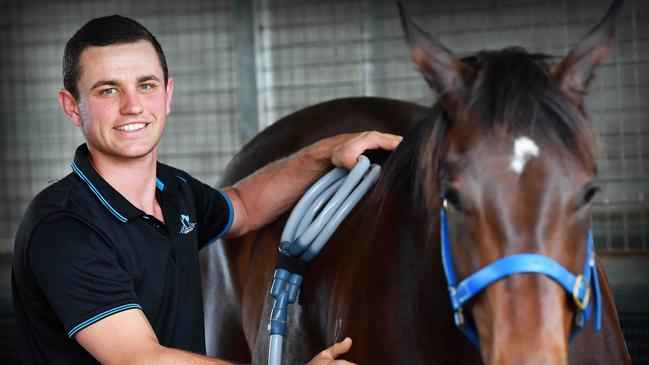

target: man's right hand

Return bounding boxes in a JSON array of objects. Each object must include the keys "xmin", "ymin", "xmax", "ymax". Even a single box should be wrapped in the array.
[
  {"xmin": 307, "ymin": 337, "xmax": 357, "ymax": 365},
  {"xmin": 76, "ymin": 307, "xmax": 358, "ymax": 364}
]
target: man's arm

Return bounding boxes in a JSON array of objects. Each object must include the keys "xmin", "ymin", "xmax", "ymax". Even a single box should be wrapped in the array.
[
  {"xmin": 76, "ymin": 309, "xmax": 229, "ymax": 365},
  {"xmin": 223, "ymin": 131, "xmax": 402, "ymax": 238},
  {"xmin": 76, "ymin": 309, "xmax": 356, "ymax": 365}
]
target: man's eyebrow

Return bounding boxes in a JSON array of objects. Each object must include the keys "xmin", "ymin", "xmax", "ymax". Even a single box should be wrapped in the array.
[
  {"xmin": 90, "ymin": 79, "xmax": 119, "ymax": 90},
  {"xmin": 90, "ymin": 75, "xmax": 161, "ymax": 90},
  {"xmin": 137, "ymin": 75, "xmax": 161, "ymax": 83}
]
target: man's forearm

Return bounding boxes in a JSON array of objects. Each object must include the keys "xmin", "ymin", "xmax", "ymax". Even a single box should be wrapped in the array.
[
  {"xmin": 222, "ymin": 132, "xmax": 402, "ymax": 238},
  {"xmin": 224, "ymin": 136, "xmax": 339, "ymax": 236},
  {"xmin": 145, "ymin": 345, "xmax": 241, "ymax": 365}
]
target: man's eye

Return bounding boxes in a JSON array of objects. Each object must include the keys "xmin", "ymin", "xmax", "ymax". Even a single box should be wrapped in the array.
[
  {"xmin": 139, "ymin": 83, "xmax": 155, "ymax": 91},
  {"xmin": 100, "ymin": 88, "xmax": 117, "ymax": 96}
]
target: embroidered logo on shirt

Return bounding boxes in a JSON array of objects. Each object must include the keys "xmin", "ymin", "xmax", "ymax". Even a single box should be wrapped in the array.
[{"xmin": 179, "ymin": 214, "xmax": 197, "ymax": 234}]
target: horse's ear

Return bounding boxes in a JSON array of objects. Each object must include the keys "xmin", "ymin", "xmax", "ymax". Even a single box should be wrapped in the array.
[
  {"xmin": 398, "ymin": 2, "xmax": 474, "ymax": 106},
  {"xmin": 552, "ymin": 0, "xmax": 624, "ymax": 106}
]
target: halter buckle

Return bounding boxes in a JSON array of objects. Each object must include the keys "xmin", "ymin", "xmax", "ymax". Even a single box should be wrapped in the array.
[
  {"xmin": 454, "ymin": 307, "xmax": 465, "ymax": 327},
  {"xmin": 449, "ymin": 286, "xmax": 465, "ymax": 326},
  {"xmin": 572, "ymin": 274, "xmax": 591, "ymax": 311}
]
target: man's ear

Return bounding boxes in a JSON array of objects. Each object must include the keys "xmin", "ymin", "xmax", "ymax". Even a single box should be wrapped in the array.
[
  {"xmin": 165, "ymin": 77, "xmax": 174, "ymax": 116},
  {"xmin": 58, "ymin": 89, "xmax": 83, "ymax": 126}
]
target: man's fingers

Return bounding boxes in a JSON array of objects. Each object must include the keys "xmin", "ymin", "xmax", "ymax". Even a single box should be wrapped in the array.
[
  {"xmin": 320, "ymin": 337, "xmax": 353, "ymax": 359},
  {"xmin": 373, "ymin": 132, "xmax": 403, "ymax": 150},
  {"xmin": 333, "ymin": 132, "xmax": 403, "ymax": 169},
  {"xmin": 307, "ymin": 338, "xmax": 357, "ymax": 365},
  {"xmin": 358, "ymin": 131, "xmax": 402, "ymax": 151}
]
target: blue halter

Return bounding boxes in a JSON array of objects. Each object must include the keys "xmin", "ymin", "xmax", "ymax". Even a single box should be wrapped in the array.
[{"xmin": 440, "ymin": 201, "xmax": 602, "ymax": 347}]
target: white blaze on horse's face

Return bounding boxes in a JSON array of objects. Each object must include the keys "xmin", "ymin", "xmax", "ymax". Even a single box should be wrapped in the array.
[{"xmin": 509, "ymin": 136, "xmax": 540, "ymax": 174}]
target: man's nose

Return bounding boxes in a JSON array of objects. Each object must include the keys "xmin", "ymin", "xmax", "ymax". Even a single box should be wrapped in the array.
[{"xmin": 119, "ymin": 89, "xmax": 144, "ymax": 115}]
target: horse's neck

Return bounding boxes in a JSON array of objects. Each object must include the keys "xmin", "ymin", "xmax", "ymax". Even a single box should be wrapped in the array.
[
  {"xmin": 333, "ymin": 187, "xmax": 466, "ymax": 360},
  {"xmin": 359, "ymin": 180, "xmax": 447, "ymax": 303}
]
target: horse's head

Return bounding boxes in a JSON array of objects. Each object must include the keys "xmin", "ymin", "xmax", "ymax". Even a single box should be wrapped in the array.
[{"xmin": 399, "ymin": 1, "xmax": 623, "ymax": 364}]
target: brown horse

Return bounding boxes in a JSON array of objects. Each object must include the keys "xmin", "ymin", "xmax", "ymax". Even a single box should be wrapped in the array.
[{"xmin": 201, "ymin": 1, "xmax": 631, "ymax": 364}]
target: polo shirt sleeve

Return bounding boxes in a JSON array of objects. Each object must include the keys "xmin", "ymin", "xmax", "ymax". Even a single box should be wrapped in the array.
[
  {"xmin": 184, "ymin": 176, "xmax": 234, "ymax": 248},
  {"xmin": 28, "ymin": 215, "xmax": 141, "ymax": 339}
]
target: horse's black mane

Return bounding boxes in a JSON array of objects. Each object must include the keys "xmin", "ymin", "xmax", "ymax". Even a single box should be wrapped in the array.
[
  {"xmin": 464, "ymin": 47, "xmax": 594, "ymax": 149},
  {"xmin": 375, "ymin": 47, "xmax": 597, "ymax": 211}
]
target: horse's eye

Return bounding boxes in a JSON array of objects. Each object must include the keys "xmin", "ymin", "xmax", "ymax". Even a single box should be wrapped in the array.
[
  {"xmin": 580, "ymin": 184, "xmax": 600, "ymax": 207},
  {"xmin": 443, "ymin": 188, "xmax": 467, "ymax": 213}
]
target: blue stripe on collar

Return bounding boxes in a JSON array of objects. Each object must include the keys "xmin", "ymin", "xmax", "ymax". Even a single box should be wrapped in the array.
[
  {"xmin": 156, "ymin": 178, "xmax": 165, "ymax": 191},
  {"xmin": 71, "ymin": 162, "xmax": 128, "ymax": 223}
]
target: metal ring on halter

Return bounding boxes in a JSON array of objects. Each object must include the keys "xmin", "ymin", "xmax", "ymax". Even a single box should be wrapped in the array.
[{"xmin": 572, "ymin": 275, "xmax": 591, "ymax": 311}]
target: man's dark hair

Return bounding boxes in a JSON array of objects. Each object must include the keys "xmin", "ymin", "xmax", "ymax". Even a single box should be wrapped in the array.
[{"xmin": 63, "ymin": 15, "xmax": 168, "ymax": 100}]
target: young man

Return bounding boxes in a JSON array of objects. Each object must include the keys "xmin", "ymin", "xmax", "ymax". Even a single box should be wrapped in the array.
[{"xmin": 12, "ymin": 15, "xmax": 401, "ymax": 364}]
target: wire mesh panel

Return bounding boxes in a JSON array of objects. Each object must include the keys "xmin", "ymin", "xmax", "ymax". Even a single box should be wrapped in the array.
[
  {"xmin": 255, "ymin": 0, "xmax": 367, "ymax": 124},
  {"xmin": 253, "ymin": 0, "xmax": 649, "ymax": 253},
  {"xmin": 1, "ymin": 0, "xmax": 647, "ymax": 254},
  {"xmin": 0, "ymin": 0, "xmax": 240, "ymax": 253},
  {"xmin": 0, "ymin": 0, "xmax": 647, "ymax": 363}
]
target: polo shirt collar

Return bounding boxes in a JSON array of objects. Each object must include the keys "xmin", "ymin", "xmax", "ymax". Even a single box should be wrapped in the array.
[
  {"xmin": 154, "ymin": 159, "xmax": 184, "ymax": 192},
  {"xmin": 71, "ymin": 144, "xmax": 167, "ymax": 223}
]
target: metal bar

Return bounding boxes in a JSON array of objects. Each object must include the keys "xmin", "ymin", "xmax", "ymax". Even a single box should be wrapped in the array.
[{"xmin": 233, "ymin": 0, "xmax": 260, "ymax": 144}]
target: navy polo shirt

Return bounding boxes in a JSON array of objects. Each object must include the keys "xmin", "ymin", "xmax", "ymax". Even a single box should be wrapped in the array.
[{"xmin": 12, "ymin": 144, "xmax": 233, "ymax": 364}]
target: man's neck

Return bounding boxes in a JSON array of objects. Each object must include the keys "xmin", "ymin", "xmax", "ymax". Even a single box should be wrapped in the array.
[{"xmin": 87, "ymin": 147, "xmax": 164, "ymax": 222}]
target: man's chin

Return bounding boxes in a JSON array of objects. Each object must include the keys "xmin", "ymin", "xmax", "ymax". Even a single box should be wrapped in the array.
[
  {"xmin": 92, "ymin": 145, "xmax": 158, "ymax": 161},
  {"xmin": 118, "ymin": 147, "xmax": 157, "ymax": 159}
]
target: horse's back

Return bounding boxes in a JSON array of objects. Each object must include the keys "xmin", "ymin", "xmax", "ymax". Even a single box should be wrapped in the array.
[{"xmin": 219, "ymin": 97, "xmax": 427, "ymax": 185}]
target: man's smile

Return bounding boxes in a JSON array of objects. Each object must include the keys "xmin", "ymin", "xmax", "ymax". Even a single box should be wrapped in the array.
[{"xmin": 114, "ymin": 122, "xmax": 149, "ymax": 132}]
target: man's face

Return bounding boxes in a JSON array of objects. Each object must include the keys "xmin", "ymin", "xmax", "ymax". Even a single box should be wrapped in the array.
[{"xmin": 72, "ymin": 40, "xmax": 172, "ymax": 160}]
